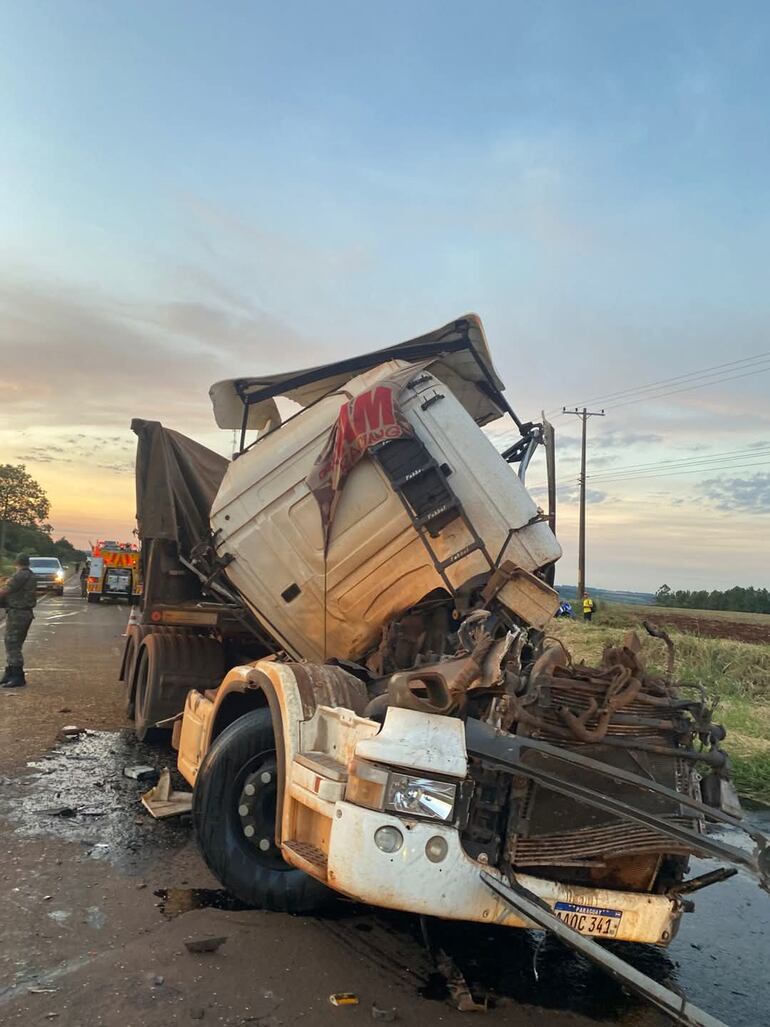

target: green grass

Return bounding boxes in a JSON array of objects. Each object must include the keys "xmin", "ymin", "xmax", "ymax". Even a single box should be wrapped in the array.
[{"xmin": 548, "ymin": 609, "xmax": 770, "ymax": 803}]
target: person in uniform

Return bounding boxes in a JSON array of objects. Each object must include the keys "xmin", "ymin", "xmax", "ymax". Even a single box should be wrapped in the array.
[
  {"xmin": 0, "ymin": 553, "xmax": 37, "ymax": 688},
  {"xmin": 80, "ymin": 558, "xmax": 90, "ymax": 598},
  {"xmin": 582, "ymin": 593, "xmax": 595, "ymax": 622}
]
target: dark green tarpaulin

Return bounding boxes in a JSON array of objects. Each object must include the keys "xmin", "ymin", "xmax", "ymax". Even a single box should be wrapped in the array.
[{"xmin": 131, "ymin": 419, "xmax": 227, "ymax": 555}]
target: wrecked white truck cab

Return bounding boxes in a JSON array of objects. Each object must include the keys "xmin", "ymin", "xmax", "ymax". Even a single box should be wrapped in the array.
[
  {"xmin": 208, "ymin": 354, "xmax": 560, "ymax": 662},
  {"xmin": 126, "ymin": 316, "xmax": 768, "ymax": 1025}
]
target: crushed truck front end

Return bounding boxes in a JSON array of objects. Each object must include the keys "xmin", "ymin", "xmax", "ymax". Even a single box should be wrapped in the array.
[
  {"xmin": 288, "ymin": 702, "xmax": 682, "ymax": 946},
  {"xmin": 178, "ymin": 656, "xmax": 692, "ymax": 947},
  {"xmin": 326, "ymin": 806, "xmax": 680, "ymax": 944}
]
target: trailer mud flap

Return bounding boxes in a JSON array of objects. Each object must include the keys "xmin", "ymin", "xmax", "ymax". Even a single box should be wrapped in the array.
[{"xmin": 480, "ymin": 871, "xmax": 726, "ymax": 1027}]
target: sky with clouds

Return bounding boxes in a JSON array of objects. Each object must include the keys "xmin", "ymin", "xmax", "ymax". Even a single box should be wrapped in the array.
[{"xmin": 0, "ymin": 1, "xmax": 768, "ymax": 591}]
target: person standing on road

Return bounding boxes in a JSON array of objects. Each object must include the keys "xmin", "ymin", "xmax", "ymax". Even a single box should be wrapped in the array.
[
  {"xmin": 0, "ymin": 553, "xmax": 37, "ymax": 688},
  {"xmin": 582, "ymin": 594, "xmax": 595, "ymax": 622}
]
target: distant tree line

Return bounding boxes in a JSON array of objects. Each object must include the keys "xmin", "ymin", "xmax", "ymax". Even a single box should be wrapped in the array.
[
  {"xmin": 1, "ymin": 521, "xmax": 86, "ymax": 566},
  {"xmin": 0, "ymin": 463, "xmax": 86, "ymax": 570},
  {"xmin": 655, "ymin": 584, "xmax": 770, "ymax": 614}
]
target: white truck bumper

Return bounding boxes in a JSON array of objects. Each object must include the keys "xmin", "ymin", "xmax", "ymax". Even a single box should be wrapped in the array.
[{"xmin": 327, "ymin": 802, "xmax": 681, "ymax": 946}]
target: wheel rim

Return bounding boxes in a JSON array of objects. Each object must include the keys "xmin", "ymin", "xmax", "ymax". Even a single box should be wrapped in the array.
[{"xmin": 235, "ymin": 754, "xmax": 285, "ymax": 870}]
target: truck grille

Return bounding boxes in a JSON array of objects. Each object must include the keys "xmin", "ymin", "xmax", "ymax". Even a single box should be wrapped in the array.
[
  {"xmin": 509, "ymin": 819, "xmax": 694, "ymax": 866},
  {"xmin": 461, "ymin": 632, "xmax": 711, "ymax": 892}
]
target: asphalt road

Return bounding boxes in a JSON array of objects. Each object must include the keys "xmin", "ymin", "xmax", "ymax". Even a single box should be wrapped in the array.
[
  {"xmin": 0, "ymin": 580, "xmax": 767, "ymax": 1027},
  {"xmin": 0, "ymin": 582, "xmax": 126, "ymax": 774}
]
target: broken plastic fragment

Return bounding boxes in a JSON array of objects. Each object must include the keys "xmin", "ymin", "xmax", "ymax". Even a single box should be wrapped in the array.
[
  {"xmin": 371, "ymin": 1004, "xmax": 397, "ymax": 1021},
  {"xmin": 141, "ymin": 768, "xmax": 192, "ymax": 819},
  {"xmin": 123, "ymin": 765, "xmax": 159, "ymax": 782},
  {"xmin": 184, "ymin": 936, "xmax": 227, "ymax": 954},
  {"xmin": 329, "ymin": 993, "xmax": 359, "ymax": 1007}
]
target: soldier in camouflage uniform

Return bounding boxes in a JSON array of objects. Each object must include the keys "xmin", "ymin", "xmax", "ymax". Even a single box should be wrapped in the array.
[{"xmin": 0, "ymin": 553, "xmax": 37, "ymax": 688}]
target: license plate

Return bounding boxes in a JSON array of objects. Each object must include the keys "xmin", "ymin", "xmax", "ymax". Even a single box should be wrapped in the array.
[{"xmin": 553, "ymin": 901, "xmax": 622, "ymax": 938}]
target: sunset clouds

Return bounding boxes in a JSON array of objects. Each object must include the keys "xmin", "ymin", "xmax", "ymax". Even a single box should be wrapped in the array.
[{"xmin": 0, "ymin": 3, "xmax": 768, "ymax": 589}]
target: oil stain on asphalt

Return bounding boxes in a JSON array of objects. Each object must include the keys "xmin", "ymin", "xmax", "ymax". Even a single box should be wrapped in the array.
[{"xmin": 0, "ymin": 728, "xmax": 191, "ymax": 872}]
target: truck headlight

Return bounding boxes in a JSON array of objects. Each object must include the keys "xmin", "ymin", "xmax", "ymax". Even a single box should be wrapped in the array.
[
  {"xmin": 346, "ymin": 760, "xmax": 457, "ymax": 823},
  {"xmin": 55, "ymin": 571, "xmax": 64, "ymax": 581},
  {"xmin": 386, "ymin": 773, "xmax": 456, "ymax": 821}
]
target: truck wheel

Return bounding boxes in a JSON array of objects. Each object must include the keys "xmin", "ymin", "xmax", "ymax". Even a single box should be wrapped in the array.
[
  {"xmin": 134, "ymin": 632, "xmax": 224, "ymax": 742},
  {"xmin": 121, "ymin": 625, "xmax": 149, "ymax": 718},
  {"xmin": 123, "ymin": 626, "xmax": 190, "ymax": 718},
  {"xmin": 193, "ymin": 708, "xmax": 330, "ymax": 913},
  {"xmin": 87, "ymin": 594, "xmax": 99, "ymax": 604},
  {"xmin": 133, "ymin": 646, "xmax": 167, "ymax": 742}
]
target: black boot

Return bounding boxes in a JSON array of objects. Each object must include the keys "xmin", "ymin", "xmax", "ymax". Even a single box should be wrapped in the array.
[
  {"xmin": 0, "ymin": 667, "xmax": 11, "ymax": 685},
  {"xmin": 2, "ymin": 666, "xmax": 25, "ymax": 688}
]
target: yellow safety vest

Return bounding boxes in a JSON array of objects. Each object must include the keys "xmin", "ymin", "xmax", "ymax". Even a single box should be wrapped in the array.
[{"xmin": 583, "ymin": 597, "xmax": 594, "ymax": 613}]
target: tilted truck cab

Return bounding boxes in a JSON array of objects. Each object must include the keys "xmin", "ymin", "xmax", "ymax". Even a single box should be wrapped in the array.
[{"xmin": 125, "ymin": 315, "xmax": 768, "ymax": 1025}]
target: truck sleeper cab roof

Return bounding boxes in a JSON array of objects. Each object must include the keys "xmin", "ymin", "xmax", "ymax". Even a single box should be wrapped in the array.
[{"xmin": 208, "ymin": 314, "xmax": 523, "ymax": 446}]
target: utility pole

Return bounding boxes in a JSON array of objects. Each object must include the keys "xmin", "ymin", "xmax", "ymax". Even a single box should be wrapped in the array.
[{"xmin": 563, "ymin": 406, "xmax": 606, "ymax": 599}]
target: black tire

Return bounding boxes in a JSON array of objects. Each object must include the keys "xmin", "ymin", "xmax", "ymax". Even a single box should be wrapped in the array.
[
  {"xmin": 122, "ymin": 625, "xmax": 185, "ymax": 716},
  {"xmin": 133, "ymin": 645, "xmax": 168, "ymax": 743},
  {"xmin": 193, "ymin": 708, "xmax": 330, "ymax": 913},
  {"xmin": 121, "ymin": 626, "xmax": 145, "ymax": 718},
  {"xmin": 87, "ymin": 594, "xmax": 99, "ymax": 604},
  {"xmin": 133, "ymin": 632, "xmax": 224, "ymax": 743}
]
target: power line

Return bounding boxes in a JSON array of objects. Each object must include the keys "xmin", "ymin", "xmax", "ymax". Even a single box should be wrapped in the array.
[
  {"xmin": 549, "ymin": 360, "xmax": 770, "ymax": 417},
  {"xmin": 604, "ymin": 364, "xmax": 770, "ymax": 411},
  {"xmin": 585, "ymin": 444, "xmax": 770, "ymax": 481},
  {"xmin": 565, "ymin": 352, "xmax": 770, "ymax": 408},
  {"xmin": 553, "ymin": 349, "xmax": 770, "ymax": 413},
  {"xmin": 548, "ymin": 444, "xmax": 770, "ymax": 483},
  {"xmin": 525, "ymin": 456, "xmax": 770, "ymax": 493},
  {"xmin": 589, "ymin": 458, "xmax": 770, "ymax": 485}
]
